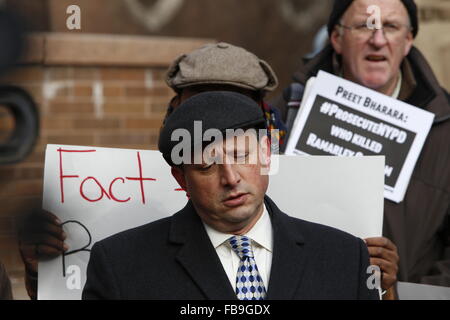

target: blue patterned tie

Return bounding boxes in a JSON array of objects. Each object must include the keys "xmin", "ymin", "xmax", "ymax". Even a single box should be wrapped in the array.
[{"xmin": 228, "ymin": 235, "xmax": 267, "ymax": 300}]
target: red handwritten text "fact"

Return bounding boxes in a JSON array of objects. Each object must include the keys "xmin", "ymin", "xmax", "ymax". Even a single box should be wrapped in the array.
[{"xmin": 58, "ymin": 148, "xmax": 156, "ymax": 204}]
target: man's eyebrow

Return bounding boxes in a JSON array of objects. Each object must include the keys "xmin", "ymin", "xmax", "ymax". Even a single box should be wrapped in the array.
[
  {"xmin": 377, "ymin": 10, "xmax": 409, "ymax": 22},
  {"xmin": 383, "ymin": 18, "xmax": 407, "ymax": 24},
  {"xmin": 345, "ymin": 12, "xmax": 370, "ymax": 19}
]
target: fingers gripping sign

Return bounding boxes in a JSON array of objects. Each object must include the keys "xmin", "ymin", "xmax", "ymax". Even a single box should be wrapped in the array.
[{"xmin": 365, "ymin": 237, "xmax": 399, "ymax": 291}]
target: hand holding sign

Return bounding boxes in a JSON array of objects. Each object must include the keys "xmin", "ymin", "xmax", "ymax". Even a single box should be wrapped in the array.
[
  {"xmin": 19, "ymin": 210, "xmax": 67, "ymax": 265},
  {"xmin": 19, "ymin": 209, "xmax": 67, "ymax": 299},
  {"xmin": 365, "ymin": 237, "xmax": 399, "ymax": 290}
]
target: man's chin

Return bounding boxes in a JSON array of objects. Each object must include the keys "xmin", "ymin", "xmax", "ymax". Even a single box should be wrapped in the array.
[
  {"xmin": 359, "ymin": 75, "xmax": 390, "ymax": 92},
  {"xmin": 222, "ymin": 205, "xmax": 251, "ymax": 220},
  {"xmin": 222, "ymin": 204, "xmax": 261, "ymax": 223}
]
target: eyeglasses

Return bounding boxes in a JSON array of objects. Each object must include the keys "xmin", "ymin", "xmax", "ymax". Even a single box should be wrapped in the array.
[{"xmin": 337, "ymin": 22, "xmax": 412, "ymax": 40}]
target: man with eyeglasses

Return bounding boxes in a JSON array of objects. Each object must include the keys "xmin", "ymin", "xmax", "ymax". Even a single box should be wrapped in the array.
[{"xmin": 280, "ymin": 0, "xmax": 450, "ymax": 299}]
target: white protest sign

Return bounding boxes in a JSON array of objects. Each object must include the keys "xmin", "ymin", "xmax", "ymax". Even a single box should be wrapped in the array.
[
  {"xmin": 39, "ymin": 144, "xmax": 384, "ymax": 300},
  {"xmin": 39, "ymin": 145, "xmax": 187, "ymax": 300},
  {"xmin": 397, "ymin": 282, "xmax": 450, "ymax": 300},
  {"xmin": 285, "ymin": 70, "xmax": 435, "ymax": 203}
]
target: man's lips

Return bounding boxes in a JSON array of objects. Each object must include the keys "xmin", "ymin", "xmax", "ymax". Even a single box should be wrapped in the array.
[
  {"xmin": 366, "ymin": 54, "xmax": 387, "ymax": 62},
  {"xmin": 223, "ymin": 193, "xmax": 249, "ymax": 207}
]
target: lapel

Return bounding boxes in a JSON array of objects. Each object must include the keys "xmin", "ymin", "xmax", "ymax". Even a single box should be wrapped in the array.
[
  {"xmin": 406, "ymin": 47, "xmax": 450, "ymax": 123},
  {"xmin": 169, "ymin": 201, "xmax": 237, "ymax": 300},
  {"xmin": 264, "ymin": 196, "xmax": 308, "ymax": 299}
]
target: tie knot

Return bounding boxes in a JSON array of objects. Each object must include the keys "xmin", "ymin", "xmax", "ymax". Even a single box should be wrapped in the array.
[{"xmin": 228, "ymin": 235, "xmax": 254, "ymax": 260}]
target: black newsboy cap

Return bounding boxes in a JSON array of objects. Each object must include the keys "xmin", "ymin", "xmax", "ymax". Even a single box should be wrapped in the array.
[
  {"xmin": 327, "ymin": 0, "xmax": 419, "ymax": 38},
  {"xmin": 158, "ymin": 91, "xmax": 266, "ymax": 166}
]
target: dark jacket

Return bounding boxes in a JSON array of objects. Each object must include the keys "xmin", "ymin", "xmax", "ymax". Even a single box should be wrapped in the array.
[
  {"xmin": 279, "ymin": 45, "xmax": 450, "ymax": 286},
  {"xmin": 0, "ymin": 262, "xmax": 12, "ymax": 300},
  {"xmin": 83, "ymin": 196, "xmax": 378, "ymax": 300}
]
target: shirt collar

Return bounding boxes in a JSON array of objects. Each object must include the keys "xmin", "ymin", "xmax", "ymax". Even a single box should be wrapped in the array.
[
  {"xmin": 203, "ymin": 204, "xmax": 273, "ymax": 252},
  {"xmin": 391, "ymin": 71, "xmax": 402, "ymax": 99}
]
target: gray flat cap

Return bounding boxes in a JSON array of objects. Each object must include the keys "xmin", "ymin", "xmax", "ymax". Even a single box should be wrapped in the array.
[
  {"xmin": 158, "ymin": 91, "xmax": 266, "ymax": 166},
  {"xmin": 166, "ymin": 42, "xmax": 278, "ymax": 92}
]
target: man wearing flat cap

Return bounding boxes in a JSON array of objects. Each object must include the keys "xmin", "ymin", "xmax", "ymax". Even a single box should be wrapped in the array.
[
  {"xmin": 18, "ymin": 42, "xmax": 288, "ymax": 299},
  {"xmin": 83, "ymin": 91, "xmax": 379, "ymax": 300},
  {"xmin": 280, "ymin": 0, "xmax": 450, "ymax": 295}
]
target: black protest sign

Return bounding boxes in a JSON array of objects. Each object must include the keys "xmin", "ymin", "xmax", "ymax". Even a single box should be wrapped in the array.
[
  {"xmin": 295, "ymin": 95, "xmax": 415, "ymax": 188},
  {"xmin": 285, "ymin": 71, "xmax": 435, "ymax": 203}
]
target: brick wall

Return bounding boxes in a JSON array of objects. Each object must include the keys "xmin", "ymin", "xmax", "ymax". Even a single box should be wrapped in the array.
[
  {"xmin": 0, "ymin": 33, "xmax": 212, "ymax": 299},
  {"xmin": 415, "ymin": 0, "xmax": 450, "ymax": 91}
]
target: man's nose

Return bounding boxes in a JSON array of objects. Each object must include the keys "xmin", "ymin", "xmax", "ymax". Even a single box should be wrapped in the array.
[
  {"xmin": 220, "ymin": 163, "xmax": 240, "ymax": 187},
  {"xmin": 370, "ymin": 28, "xmax": 388, "ymax": 47}
]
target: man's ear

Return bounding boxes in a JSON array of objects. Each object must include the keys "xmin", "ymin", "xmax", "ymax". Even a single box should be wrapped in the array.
[
  {"xmin": 260, "ymin": 135, "xmax": 271, "ymax": 167},
  {"xmin": 330, "ymin": 27, "xmax": 343, "ymax": 55},
  {"xmin": 404, "ymin": 31, "xmax": 414, "ymax": 57},
  {"xmin": 171, "ymin": 166, "xmax": 186, "ymax": 190}
]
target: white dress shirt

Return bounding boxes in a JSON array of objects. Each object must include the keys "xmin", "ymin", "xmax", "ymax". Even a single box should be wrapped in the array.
[
  {"xmin": 392, "ymin": 71, "xmax": 402, "ymax": 99},
  {"xmin": 203, "ymin": 205, "xmax": 273, "ymax": 291}
]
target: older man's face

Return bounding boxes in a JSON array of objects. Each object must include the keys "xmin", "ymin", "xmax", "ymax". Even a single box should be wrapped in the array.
[
  {"xmin": 171, "ymin": 132, "xmax": 271, "ymax": 234},
  {"xmin": 331, "ymin": 0, "xmax": 414, "ymax": 95}
]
